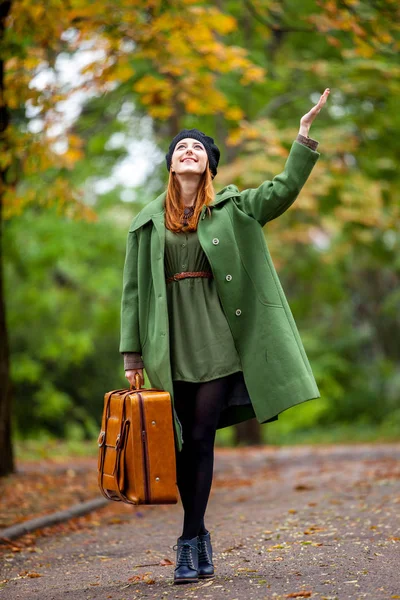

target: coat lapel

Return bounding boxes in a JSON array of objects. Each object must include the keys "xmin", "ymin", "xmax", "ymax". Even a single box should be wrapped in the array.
[{"xmin": 152, "ymin": 212, "xmax": 166, "ymax": 265}]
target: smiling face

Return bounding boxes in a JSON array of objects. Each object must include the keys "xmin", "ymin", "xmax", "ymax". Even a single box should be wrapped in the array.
[{"xmin": 170, "ymin": 138, "xmax": 208, "ymax": 179}]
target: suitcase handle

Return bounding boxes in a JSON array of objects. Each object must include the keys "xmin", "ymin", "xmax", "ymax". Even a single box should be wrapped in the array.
[
  {"xmin": 129, "ymin": 372, "xmax": 167, "ymax": 394},
  {"xmin": 130, "ymin": 372, "xmax": 142, "ymax": 391}
]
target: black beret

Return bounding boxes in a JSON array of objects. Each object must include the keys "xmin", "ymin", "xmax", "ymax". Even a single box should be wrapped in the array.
[{"xmin": 165, "ymin": 128, "xmax": 220, "ymax": 179}]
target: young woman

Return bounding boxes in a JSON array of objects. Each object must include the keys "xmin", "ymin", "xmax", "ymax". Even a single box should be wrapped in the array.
[{"xmin": 120, "ymin": 88, "xmax": 330, "ymax": 584}]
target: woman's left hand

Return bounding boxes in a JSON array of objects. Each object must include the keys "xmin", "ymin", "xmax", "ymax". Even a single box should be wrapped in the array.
[{"xmin": 299, "ymin": 88, "xmax": 330, "ymax": 136}]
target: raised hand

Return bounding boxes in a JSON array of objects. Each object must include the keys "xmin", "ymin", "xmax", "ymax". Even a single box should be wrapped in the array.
[{"xmin": 299, "ymin": 88, "xmax": 330, "ymax": 136}]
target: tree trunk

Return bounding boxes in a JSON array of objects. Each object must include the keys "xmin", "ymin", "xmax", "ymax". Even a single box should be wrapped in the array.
[
  {"xmin": 233, "ymin": 418, "xmax": 262, "ymax": 446},
  {"xmin": 0, "ymin": 0, "xmax": 14, "ymax": 477}
]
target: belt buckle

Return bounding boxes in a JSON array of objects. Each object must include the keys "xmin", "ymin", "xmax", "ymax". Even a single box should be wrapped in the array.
[{"xmin": 173, "ymin": 273, "xmax": 180, "ymax": 281}]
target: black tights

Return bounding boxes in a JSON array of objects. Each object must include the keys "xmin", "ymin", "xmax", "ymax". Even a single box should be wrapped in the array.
[{"xmin": 172, "ymin": 373, "xmax": 234, "ymax": 540}]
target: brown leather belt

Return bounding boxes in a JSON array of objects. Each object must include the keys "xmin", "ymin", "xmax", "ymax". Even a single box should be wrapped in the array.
[{"xmin": 166, "ymin": 270, "xmax": 213, "ymax": 284}]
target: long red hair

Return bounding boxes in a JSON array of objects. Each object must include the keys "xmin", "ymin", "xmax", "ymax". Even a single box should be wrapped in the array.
[{"xmin": 164, "ymin": 165, "xmax": 215, "ymax": 232}]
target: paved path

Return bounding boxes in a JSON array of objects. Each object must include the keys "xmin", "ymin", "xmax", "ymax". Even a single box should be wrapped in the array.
[{"xmin": 1, "ymin": 444, "xmax": 399, "ymax": 599}]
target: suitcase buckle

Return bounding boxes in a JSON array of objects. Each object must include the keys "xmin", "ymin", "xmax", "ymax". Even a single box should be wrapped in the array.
[
  {"xmin": 115, "ymin": 421, "xmax": 128, "ymax": 450},
  {"xmin": 98, "ymin": 431, "xmax": 105, "ymax": 447}
]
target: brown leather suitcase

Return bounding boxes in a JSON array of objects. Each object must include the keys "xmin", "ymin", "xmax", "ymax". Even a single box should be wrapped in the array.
[{"xmin": 98, "ymin": 373, "xmax": 178, "ymax": 505}]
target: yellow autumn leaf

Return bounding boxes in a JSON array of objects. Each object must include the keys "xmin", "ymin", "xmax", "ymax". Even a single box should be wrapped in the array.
[
  {"xmin": 354, "ymin": 40, "xmax": 375, "ymax": 58},
  {"xmin": 148, "ymin": 105, "xmax": 173, "ymax": 119},
  {"xmin": 377, "ymin": 31, "xmax": 394, "ymax": 44},
  {"xmin": 108, "ymin": 62, "xmax": 135, "ymax": 82},
  {"xmin": 225, "ymin": 106, "xmax": 244, "ymax": 121},
  {"xmin": 226, "ymin": 128, "xmax": 243, "ymax": 147},
  {"xmin": 64, "ymin": 148, "xmax": 85, "ymax": 166},
  {"xmin": 240, "ymin": 65, "xmax": 266, "ymax": 85}
]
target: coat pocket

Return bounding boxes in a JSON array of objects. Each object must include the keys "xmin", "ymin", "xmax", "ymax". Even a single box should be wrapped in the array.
[{"xmin": 241, "ymin": 257, "xmax": 283, "ymax": 307}]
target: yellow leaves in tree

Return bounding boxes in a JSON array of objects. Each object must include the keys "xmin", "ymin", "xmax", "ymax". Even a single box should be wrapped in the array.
[
  {"xmin": 188, "ymin": 6, "xmax": 237, "ymax": 36},
  {"xmin": 310, "ymin": 0, "xmax": 398, "ymax": 57},
  {"xmin": 22, "ymin": 141, "xmax": 54, "ymax": 176},
  {"xmin": 134, "ymin": 75, "xmax": 174, "ymax": 118},
  {"xmin": 63, "ymin": 134, "xmax": 85, "ymax": 169},
  {"xmin": 150, "ymin": 13, "xmax": 187, "ymax": 36},
  {"xmin": 240, "ymin": 65, "xmax": 266, "ymax": 85},
  {"xmin": 226, "ymin": 122, "xmax": 262, "ymax": 146},
  {"xmin": 2, "ymin": 188, "xmax": 33, "ymax": 219},
  {"xmin": 0, "ymin": 150, "xmax": 13, "ymax": 172},
  {"xmin": 106, "ymin": 59, "xmax": 135, "ymax": 83},
  {"xmin": 131, "ymin": 3, "xmax": 264, "ymax": 119},
  {"xmin": 134, "ymin": 75, "xmax": 172, "ymax": 98},
  {"xmin": 333, "ymin": 174, "xmax": 384, "ymax": 229},
  {"xmin": 161, "ymin": 33, "xmax": 200, "ymax": 72},
  {"xmin": 376, "ymin": 30, "xmax": 394, "ymax": 45},
  {"xmin": 181, "ymin": 78, "xmax": 227, "ymax": 115},
  {"xmin": 4, "ymin": 174, "xmax": 97, "ymax": 221},
  {"xmin": 147, "ymin": 105, "xmax": 174, "ymax": 120},
  {"xmin": 354, "ymin": 39, "xmax": 376, "ymax": 59},
  {"xmin": 185, "ymin": 94, "xmax": 224, "ymax": 115},
  {"xmin": 184, "ymin": 98, "xmax": 206, "ymax": 114},
  {"xmin": 226, "ymin": 128, "xmax": 244, "ymax": 147},
  {"xmin": 222, "ymin": 46, "xmax": 252, "ymax": 71},
  {"xmin": 225, "ymin": 106, "xmax": 244, "ymax": 121},
  {"xmin": 226, "ymin": 119, "xmax": 280, "ymax": 148}
]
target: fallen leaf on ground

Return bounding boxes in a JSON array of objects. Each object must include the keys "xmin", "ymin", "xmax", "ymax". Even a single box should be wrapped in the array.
[
  {"xmin": 128, "ymin": 572, "xmax": 152, "ymax": 582},
  {"xmin": 199, "ymin": 580, "xmax": 214, "ymax": 587},
  {"xmin": 304, "ymin": 526, "xmax": 326, "ymax": 534}
]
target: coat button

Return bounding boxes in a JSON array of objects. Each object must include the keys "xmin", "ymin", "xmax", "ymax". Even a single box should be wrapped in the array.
[
  {"xmin": 235, "ymin": 308, "xmax": 242, "ymax": 316},
  {"xmin": 212, "ymin": 238, "xmax": 219, "ymax": 245},
  {"xmin": 226, "ymin": 274, "xmax": 232, "ymax": 281}
]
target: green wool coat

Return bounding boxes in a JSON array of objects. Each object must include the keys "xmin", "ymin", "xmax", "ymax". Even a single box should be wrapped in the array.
[{"xmin": 120, "ymin": 139, "xmax": 321, "ymax": 452}]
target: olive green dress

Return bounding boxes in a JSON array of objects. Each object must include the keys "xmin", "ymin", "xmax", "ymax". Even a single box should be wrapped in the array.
[{"xmin": 164, "ymin": 227, "xmax": 243, "ymax": 382}]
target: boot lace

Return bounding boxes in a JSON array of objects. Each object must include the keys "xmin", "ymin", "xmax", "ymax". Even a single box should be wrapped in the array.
[
  {"xmin": 198, "ymin": 538, "xmax": 212, "ymax": 563},
  {"xmin": 173, "ymin": 542, "xmax": 196, "ymax": 570}
]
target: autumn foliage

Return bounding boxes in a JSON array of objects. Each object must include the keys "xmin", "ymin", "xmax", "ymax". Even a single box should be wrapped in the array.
[{"xmin": 0, "ymin": 1, "xmax": 399, "ymax": 473}]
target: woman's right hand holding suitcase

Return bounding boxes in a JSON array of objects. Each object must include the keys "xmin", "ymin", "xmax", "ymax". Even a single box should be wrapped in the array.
[{"xmin": 125, "ymin": 368, "xmax": 145, "ymax": 389}]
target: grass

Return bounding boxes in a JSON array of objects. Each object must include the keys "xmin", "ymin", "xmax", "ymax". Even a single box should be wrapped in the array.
[
  {"xmin": 14, "ymin": 420, "xmax": 399, "ymax": 462},
  {"xmin": 14, "ymin": 438, "xmax": 98, "ymax": 462},
  {"xmin": 215, "ymin": 422, "xmax": 400, "ymax": 447}
]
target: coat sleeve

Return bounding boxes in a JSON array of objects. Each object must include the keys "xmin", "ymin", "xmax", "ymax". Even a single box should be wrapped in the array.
[
  {"xmin": 233, "ymin": 137, "xmax": 320, "ymax": 227},
  {"xmin": 119, "ymin": 230, "xmax": 142, "ymax": 355},
  {"xmin": 123, "ymin": 352, "xmax": 144, "ymax": 371}
]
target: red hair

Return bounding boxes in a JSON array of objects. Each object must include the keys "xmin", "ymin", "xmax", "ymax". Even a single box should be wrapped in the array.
[{"xmin": 165, "ymin": 165, "xmax": 216, "ymax": 232}]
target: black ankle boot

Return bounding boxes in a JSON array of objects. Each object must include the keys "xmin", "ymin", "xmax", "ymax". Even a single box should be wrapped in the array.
[
  {"xmin": 173, "ymin": 536, "xmax": 199, "ymax": 584},
  {"xmin": 197, "ymin": 530, "xmax": 215, "ymax": 579}
]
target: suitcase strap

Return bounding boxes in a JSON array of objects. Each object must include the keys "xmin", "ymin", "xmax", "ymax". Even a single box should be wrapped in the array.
[{"xmin": 98, "ymin": 389, "xmax": 133, "ymax": 503}]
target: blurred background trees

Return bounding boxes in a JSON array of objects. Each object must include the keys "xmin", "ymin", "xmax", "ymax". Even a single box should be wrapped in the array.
[{"xmin": 1, "ymin": 0, "xmax": 399, "ymax": 474}]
